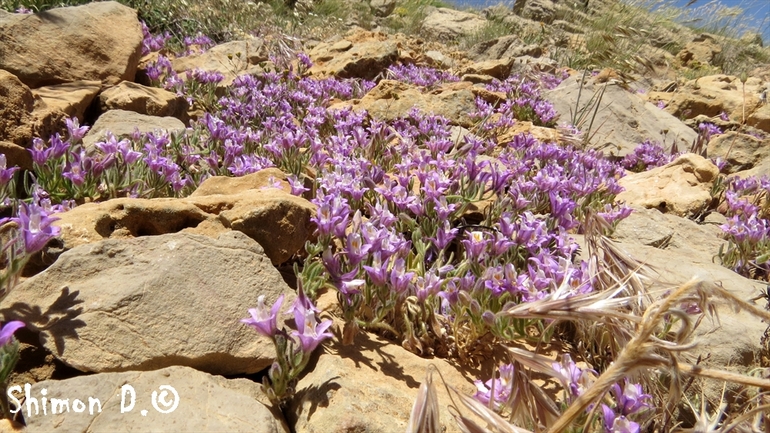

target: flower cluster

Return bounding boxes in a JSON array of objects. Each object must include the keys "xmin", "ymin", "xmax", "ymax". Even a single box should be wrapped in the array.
[
  {"xmin": 477, "ymin": 73, "xmax": 560, "ymax": 127},
  {"xmin": 717, "ymin": 175, "xmax": 770, "ymax": 279},
  {"xmin": 141, "ymin": 21, "xmax": 171, "ymax": 56},
  {"xmin": 242, "ymin": 289, "xmax": 332, "ymax": 404},
  {"xmin": 1, "ymin": 197, "xmax": 61, "ymax": 301},
  {"xmin": 385, "ymin": 63, "xmax": 459, "ymax": 88},
  {"xmin": 621, "ymin": 140, "xmax": 675, "ymax": 172}
]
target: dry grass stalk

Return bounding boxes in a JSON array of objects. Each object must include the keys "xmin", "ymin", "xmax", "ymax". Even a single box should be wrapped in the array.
[{"xmin": 546, "ymin": 278, "xmax": 770, "ymax": 432}]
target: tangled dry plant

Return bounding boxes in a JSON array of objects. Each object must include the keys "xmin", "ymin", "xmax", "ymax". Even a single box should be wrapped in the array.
[{"xmin": 408, "ymin": 212, "xmax": 770, "ymax": 432}]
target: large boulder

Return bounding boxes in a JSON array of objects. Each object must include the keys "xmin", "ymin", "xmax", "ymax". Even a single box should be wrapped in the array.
[
  {"xmin": 421, "ymin": 8, "xmax": 487, "ymax": 40},
  {"xmin": 467, "ymin": 35, "xmax": 542, "ymax": 62},
  {"xmin": 340, "ymin": 80, "xmax": 479, "ymax": 127},
  {"xmin": 615, "ymin": 153, "xmax": 719, "ymax": 217},
  {"xmin": 544, "ymin": 74, "xmax": 698, "ymax": 157},
  {"xmin": 1, "ymin": 232, "xmax": 294, "ymax": 375},
  {"xmin": 512, "ymin": 0, "xmax": 557, "ymax": 23},
  {"xmin": 0, "ymin": 2, "xmax": 143, "ymax": 87},
  {"xmin": 677, "ymin": 34, "xmax": 722, "ymax": 67},
  {"xmin": 308, "ymin": 33, "xmax": 398, "ymax": 80},
  {"xmin": 22, "ymin": 366, "xmax": 289, "ymax": 432},
  {"xmin": 169, "ymin": 39, "xmax": 267, "ymax": 89}
]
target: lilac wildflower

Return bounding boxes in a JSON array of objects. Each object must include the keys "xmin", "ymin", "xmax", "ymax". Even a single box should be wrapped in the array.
[
  {"xmin": 473, "ymin": 364, "xmax": 515, "ymax": 408},
  {"xmin": 0, "ymin": 321, "xmax": 24, "ymax": 346},
  {"xmin": 242, "ymin": 294, "xmax": 284, "ymax": 337}
]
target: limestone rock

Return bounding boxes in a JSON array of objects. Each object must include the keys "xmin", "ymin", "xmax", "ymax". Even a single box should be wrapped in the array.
[
  {"xmin": 747, "ymin": 103, "xmax": 770, "ymax": 133},
  {"xmin": 342, "ymin": 79, "xmax": 478, "ymax": 127},
  {"xmin": 82, "ymin": 110, "xmax": 187, "ymax": 149},
  {"xmin": 513, "ymin": 0, "xmax": 556, "ymax": 23},
  {"xmin": 467, "ymin": 35, "xmax": 528, "ymax": 62},
  {"xmin": 32, "ymin": 80, "xmax": 101, "ymax": 120},
  {"xmin": 370, "ymin": 0, "xmax": 397, "ymax": 17},
  {"xmin": 23, "ymin": 366, "xmax": 289, "ymax": 432},
  {"xmin": 170, "ymin": 39, "xmax": 267, "ymax": 88},
  {"xmin": 52, "ymin": 170, "xmax": 315, "ymax": 266},
  {"xmin": 0, "ymin": 70, "xmax": 34, "ymax": 146},
  {"xmin": 0, "ymin": 2, "xmax": 143, "ymax": 87},
  {"xmin": 577, "ymin": 234, "xmax": 766, "ymax": 371},
  {"xmin": 459, "ymin": 58, "xmax": 514, "ymax": 80},
  {"xmin": 707, "ymin": 131, "xmax": 770, "ymax": 173},
  {"xmin": 1, "ymin": 232, "xmax": 294, "ymax": 375},
  {"xmin": 191, "ymin": 171, "xmax": 316, "ymax": 265},
  {"xmin": 664, "ymin": 74, "xmax": 764, "ymax": 121},
  {"xmin": 421, "ymin": 8, "xmax": 486, "ymax": 41},
  {"xmin": 98, "ymin": 82, "xmax": 188, "ymax": 119},
  {"xmin": 0, "ymin": 141, "xmax": 33, "ymax": 172},
  {"xmin": 612, "ymin": 206, "xmax": 725, "ymax": 259},
  {"xmin": 615, "ymin": 153, "xmax": 719, "ymax": 217},
  {"xmin": 309, "ymin": 34, "xmax": 398, "ymax": 80},
  {"xmin": 289, "ymin": 332, "xmax": 476, "ymax": 433},
  {"xmin": 544, "ymin": 75, "xmax": 698, "ymax": 156},
  {"xmin": 677, "ymin": 34, "xmax": 722, "ymax": 67},
  {"xmin": 424, "ymin": 50, "xmax": 454, "ymax": 68}
]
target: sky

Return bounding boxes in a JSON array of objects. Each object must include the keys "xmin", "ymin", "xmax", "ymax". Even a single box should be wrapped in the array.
[{"xmin": 671, "ymin": 0, "xmax": 770, "ymax": 43}]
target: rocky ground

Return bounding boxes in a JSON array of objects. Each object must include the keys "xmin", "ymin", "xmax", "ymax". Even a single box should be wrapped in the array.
[{"xmin": 1, "ymin": 0, "xmax": 770, "ymax": 432}]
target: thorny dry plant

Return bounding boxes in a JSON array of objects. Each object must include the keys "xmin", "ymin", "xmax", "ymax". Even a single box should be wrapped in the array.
[{"xmin": 408, "ymin": 212, "xmax": 770, "ymax": 433}]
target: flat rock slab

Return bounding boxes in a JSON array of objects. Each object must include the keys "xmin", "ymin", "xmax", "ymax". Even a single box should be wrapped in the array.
[
  {"xmin": 0, "ymin": 2, "xmax": 143, "ymax": 87},
  {"xmin": 544, "ymin": 75, "xmax": 697, "ymax": 157},
  {"xmin": 340, "ymin": 79, "xmax": 478, "ymax": 127},
  {"xmin": 1, "ymin": 232, "xmax": 294, "ymax": 375},
  {"xmin": 32, "ymin": 80, "xmax": 102, "ymax": 120},
  {"xmin": 21, "ymin": 366, "xmax": 289, "ymax": 432},
  {"xmin": 83, "ymin": 109, "xmax": 187, "ymax": 148},
  {"xmin": 98, "ymin": 81, "xmax": 188, "ymax": 119},
  {"xmin": 290, "ymin": 332, "xmax": 477, "ymax": 433}
]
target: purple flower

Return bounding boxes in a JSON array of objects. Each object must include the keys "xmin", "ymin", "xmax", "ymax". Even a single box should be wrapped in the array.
[
  {"xmin": 287, "ymin": 175, "xmax": 309, "ymax": 196},
  {"xmin": 462, "ymin": 230, "xmax": 489, "ymax": 261},
  {"xmin": 552, "ymin": 354, "xmax": 592, "ymax": 399},
  {"xmin": 363, "ymin": 251, "xmax": 388, "ymax": 286},
  {"xmin": 29, "ymin": 138, "xmax": 52, "ymax": 166},
  {"xmin": 65, "ymin": 117, "xmax": 89, "ymax": 143},
  {"xmin": 473, "ymin": 364, "xmax": 515, "ymax": 408},
  {"xmin": 17, "ymin": 202, "xmax": 60, "ymax": 254},
  {"xmin": 242, "ymin": 294, "xmax": 284, "ymax": 338},
  {"xmin": 0, "ymin": 155, "xmax": 19, "ymax": 186},
  {"xmin": 289, "ymin": 292, "xmax": 333, "ymax": 353},
  {"xmin": 602, "ymin": 405, "xmax": 640, "ymax": 433},
  {"xmin": 611, "ymin": 381, "xmax": 651, "ymax": 416},
  {"xmin": 698, "ymin": 122, "xmax": 722, "ymax": 142},
  {"xmin": 0, "ymin": 321, "xmax": 24, "ymax": 346}
]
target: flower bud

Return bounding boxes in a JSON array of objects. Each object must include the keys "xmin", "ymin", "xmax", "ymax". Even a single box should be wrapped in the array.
[{"xmin": 482, "ymin": 311, "xmax": 496, "ymax": 327}]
